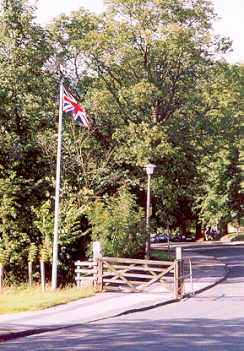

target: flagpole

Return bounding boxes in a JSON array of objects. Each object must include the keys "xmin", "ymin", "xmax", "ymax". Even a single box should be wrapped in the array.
[{"xmin": 51, "ymin": 81, "xmax": 64, "ymax": 290}]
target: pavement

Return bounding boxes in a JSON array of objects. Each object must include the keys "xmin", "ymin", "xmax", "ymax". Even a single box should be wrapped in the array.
[{"xmin": 0, "ymin": 243, "xmax": 230, "ymax": 342}]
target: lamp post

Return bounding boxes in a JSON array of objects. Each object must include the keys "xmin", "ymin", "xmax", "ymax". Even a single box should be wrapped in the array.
[{"xmin": 144, "ymin": 164, "xmax": 156, "ymax": 260}]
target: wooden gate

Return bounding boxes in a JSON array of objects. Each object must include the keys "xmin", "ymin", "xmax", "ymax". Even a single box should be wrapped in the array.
[
  {"xmin": 75, "ymin": 256, "xmax": 178, "ymax": 295},
  {"xmin": 101, "ymin": 256, "xmax": 175, "ymax": 293}
]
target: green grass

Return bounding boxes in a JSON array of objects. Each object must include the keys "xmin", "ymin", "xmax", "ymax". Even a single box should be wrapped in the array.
[
  {"xmin": 231, "ymin": 234, "xmax": 244, "ymax": 241},
  {"xmin": 151, "ymin": 250, "xmax": 173, "ymax": 261},
  {"xmin": 220, "ymin": 233, "xmax": 244, "ymax": 242},
  {"xmin": 0, "ymin": 285, "xmax": 95, "ymax": 314}
]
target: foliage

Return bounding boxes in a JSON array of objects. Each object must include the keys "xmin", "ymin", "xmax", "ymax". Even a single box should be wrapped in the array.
[
  {"xmin": 0, "ymin": 247, "xmax": 9, "ymax": 267},
  {"xmin": 196, "ymin": 145, "xmax": 243, "ymax": 229},
  {"xmin": 86, "ymin": 187, "xmax": 146, "ymax": 257},
  {"xmin": 0, "ymin": 0, "xmax": 57, "ymax": 282},
  {"xmin": 28, "ymin": 243, "xmax": 38, "ymax": 263},
  {"xmin": 193, "ymin": 64, "xmax": 244, "ymax": 233}
]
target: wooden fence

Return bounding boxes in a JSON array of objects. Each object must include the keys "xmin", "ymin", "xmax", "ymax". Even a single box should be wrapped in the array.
[{"xmin": 75, "ymin": 256, "xmax": 189, "ymax": 299}]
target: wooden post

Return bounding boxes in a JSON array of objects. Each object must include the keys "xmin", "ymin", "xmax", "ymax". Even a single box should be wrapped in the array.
[
  {"xmin": 76, "ymin": 263, "xmax": 81, "ymax": 288},
  {"xmin": 96, "ymin": 258, "xmax": 103, "ymax": 292},
  {"xmin": 189, "ymin": 258, "xmax": 194, "ymax": 295},
  {"xmin": 93, "ymin": 241, "xmax": 102, "ymax": 291},
  {"xmin": 179, "ymin": 259, "xmax": 184, "ymax": 297},
  {"xmin": 174, "ymin": 260, "xmax": 179, "ymax": 299},
  {"xmin": 174, "ymin": 259, "xmax": 184, "ymax": 299}
]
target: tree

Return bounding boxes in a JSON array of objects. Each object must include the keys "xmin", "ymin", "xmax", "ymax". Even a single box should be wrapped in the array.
[
  {"xmin": 194, "ymin": 63, "xmax": 244, "ymax": 236},
  {"xmin": 0, "ymin": 0, "xmax": 56, "ymax": 282},
  {"xmin": 48, "ymin": 0, "xmax": 239, "ymax": 236},
  {"xmin": 74, "ymin": 0, "xmax": 234, "ymax": 230}
]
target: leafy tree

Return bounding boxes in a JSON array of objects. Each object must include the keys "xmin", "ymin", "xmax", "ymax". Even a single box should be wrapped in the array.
[
  {"xmin": 75, "ymin": 0, "xmax": 234, "ymax": 231},
  {"xmin": 194, "ymin": 63, "xmax": 244, "ymax": 236},
  {"xmin": 0, "ymin": 0, "xmax": 56, "ymax": 282},
  {"xmin": 48, "ymin": 0, "xmax": 240, "ymax": 238},
  {"xmin": 196, "ymin": 145, "xmax": 243, "ymax": 234}
]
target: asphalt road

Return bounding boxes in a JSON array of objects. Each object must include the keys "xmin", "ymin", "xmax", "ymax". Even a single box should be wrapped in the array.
[{"xmin": 2, "ymin": 245, "xmax": 244, "ymax": 351}]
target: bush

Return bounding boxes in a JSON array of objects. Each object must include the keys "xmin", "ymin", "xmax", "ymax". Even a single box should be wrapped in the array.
[{"xmin": 87, "ymin": 187, "xmax": 146, "ymax": 258}]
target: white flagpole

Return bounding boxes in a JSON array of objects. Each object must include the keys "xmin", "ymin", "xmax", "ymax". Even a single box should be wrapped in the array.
[{"xmin": 51, "ymin": 81, "xmax": 64, "ymax": 290}]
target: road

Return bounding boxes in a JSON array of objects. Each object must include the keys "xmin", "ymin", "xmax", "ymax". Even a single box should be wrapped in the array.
[{"xmin": 2, "ymin": 245, "xmax": 244, "ymax": 350}]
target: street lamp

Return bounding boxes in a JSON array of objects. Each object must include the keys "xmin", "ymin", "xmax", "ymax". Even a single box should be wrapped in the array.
[{"xmin": 144, "ymin": 164, "xmax": 156, "ymax": 260}]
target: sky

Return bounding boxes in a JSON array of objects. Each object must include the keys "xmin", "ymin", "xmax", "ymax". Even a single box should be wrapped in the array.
[{"xmin": 35, "ymin": 0, "xmax": 244, "ymax": 64}]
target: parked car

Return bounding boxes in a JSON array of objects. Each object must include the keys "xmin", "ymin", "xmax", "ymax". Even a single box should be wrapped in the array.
[
  {"xmin": 172, "ymin": 232, "xmax": 182, "ymax": 242},
  {"xmin": 184, "ymin": 232, "xmax": 195, "ymax": 242},
  {"xmin": 172, "ymin": 232, "xmax": 185, "ymax": 241},
  {"xmin": 157, "ymin": 233, "xmax": 168, "ymax": 242},
  {"xmin": 150, "ymin": 235, "xmax": 158, "ymax": 243}
]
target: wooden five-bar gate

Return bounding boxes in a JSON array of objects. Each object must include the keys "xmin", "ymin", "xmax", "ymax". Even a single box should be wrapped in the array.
[{"xmin": 75, "ymin": 256, "xmax": 186, "ymax": 299}]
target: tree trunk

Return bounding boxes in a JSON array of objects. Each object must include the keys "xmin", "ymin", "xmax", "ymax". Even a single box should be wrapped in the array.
[
  {"xmin": 0, "ymin": 264, "xmax": 3, "ymax": 292},
  {"xmin": 195, "ymin": 221, "xmax": 202, "ymax": 240},
  {"xmin": 40, "ymin": 261, "xmax": 45, "ymax": 292},
  {"xmin": 28, "ymin": 261, "xmax": 33, "ymax": 288},
  {"xmin": 218, "ymin": 221, "xmax": 228, "ymax": 238}
]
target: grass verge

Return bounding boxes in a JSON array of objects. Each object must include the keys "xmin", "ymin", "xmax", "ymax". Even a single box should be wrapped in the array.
[
  {"xmin": 220, "ymin": 233, "xmax": 244, "ymax": 242},
  {"xmin": 151, "ymin": 250, "xmax": 174, "ymax": 261},
  {"xmin": 0, "ymin": 285, "xmax": 95, "ymax": 314}
]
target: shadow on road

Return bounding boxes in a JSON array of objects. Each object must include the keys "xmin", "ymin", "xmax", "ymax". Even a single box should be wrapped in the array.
[{"xmin": 2, "ymin": 317, "xmax": 244, "ymax": 351}]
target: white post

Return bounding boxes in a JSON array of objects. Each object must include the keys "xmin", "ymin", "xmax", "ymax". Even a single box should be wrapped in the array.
[
  {"xmin": 175, "ymin": 247, "xmax": 183, "ymax": 298},
  {"xmin": 176, "ymin": 247, "xmax": 182, "ymax": 260},
  {"xmin": 41, "ymin": 261, "xmax": 45, "ymax": 292},
  {"xmin": 93, "ymin": 241, "xmax": 102, "ymax": 261},
  {"xmin": 51, "ymin": 82, "xmax": 64, "ymax": 290}
]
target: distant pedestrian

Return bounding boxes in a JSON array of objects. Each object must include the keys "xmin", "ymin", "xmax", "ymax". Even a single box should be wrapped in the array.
[
  {"xmin": 210, "ymin": 228, "xmax": 216, "ymax": 240},
  {"xmin": 205, "ymin": 227, "xmax": 210, "ymax": 241}
]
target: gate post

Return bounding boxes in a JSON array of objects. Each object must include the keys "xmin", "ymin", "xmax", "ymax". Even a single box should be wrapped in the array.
[
  {"xmin": 93, "ymin": 241, "xmax": 103, "ymax": 292},
  {"xmin": 175, "ymin": 259, "xmax": 184, "ymax": 299},
  {"xmin": 96, "ymin": 258, "xmax": 103, "ymax": 292},
  {"xmin": 176, "ymin": 247, "xmax": 182, "ymax": 260},
  {"xmin": 174, "ymin": 247, "xmax": 184, "ymax": 299}
]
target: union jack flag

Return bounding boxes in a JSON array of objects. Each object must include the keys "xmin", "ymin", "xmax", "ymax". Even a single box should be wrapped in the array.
[{"xmin": 63, "ymin": 87, "xmax": 90, "ymax": 128}]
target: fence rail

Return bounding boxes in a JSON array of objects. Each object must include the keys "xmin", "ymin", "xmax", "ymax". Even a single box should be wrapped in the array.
[{"xmin": 75, "ymin": 261, "xmax": 98, "ymax": 288}]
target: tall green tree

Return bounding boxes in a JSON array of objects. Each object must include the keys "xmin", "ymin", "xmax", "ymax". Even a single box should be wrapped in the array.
[
  {"xmin": 73, "ymin": 0, "xmax": 234, "ymax": 230},
  {"xmin": 195, "ymin": 64, "xmax": 244, "ymax": 234},
  {"xmin": 197, "ymin": 145, "xmax": 243, "ymax": 232},
  {"xmin": 47, "ymin": 0, "xmax": 240, "ymax": 238},
  {"xmin": 0, "ymin": 0, "xmax": 56, "ymax": 282}
]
